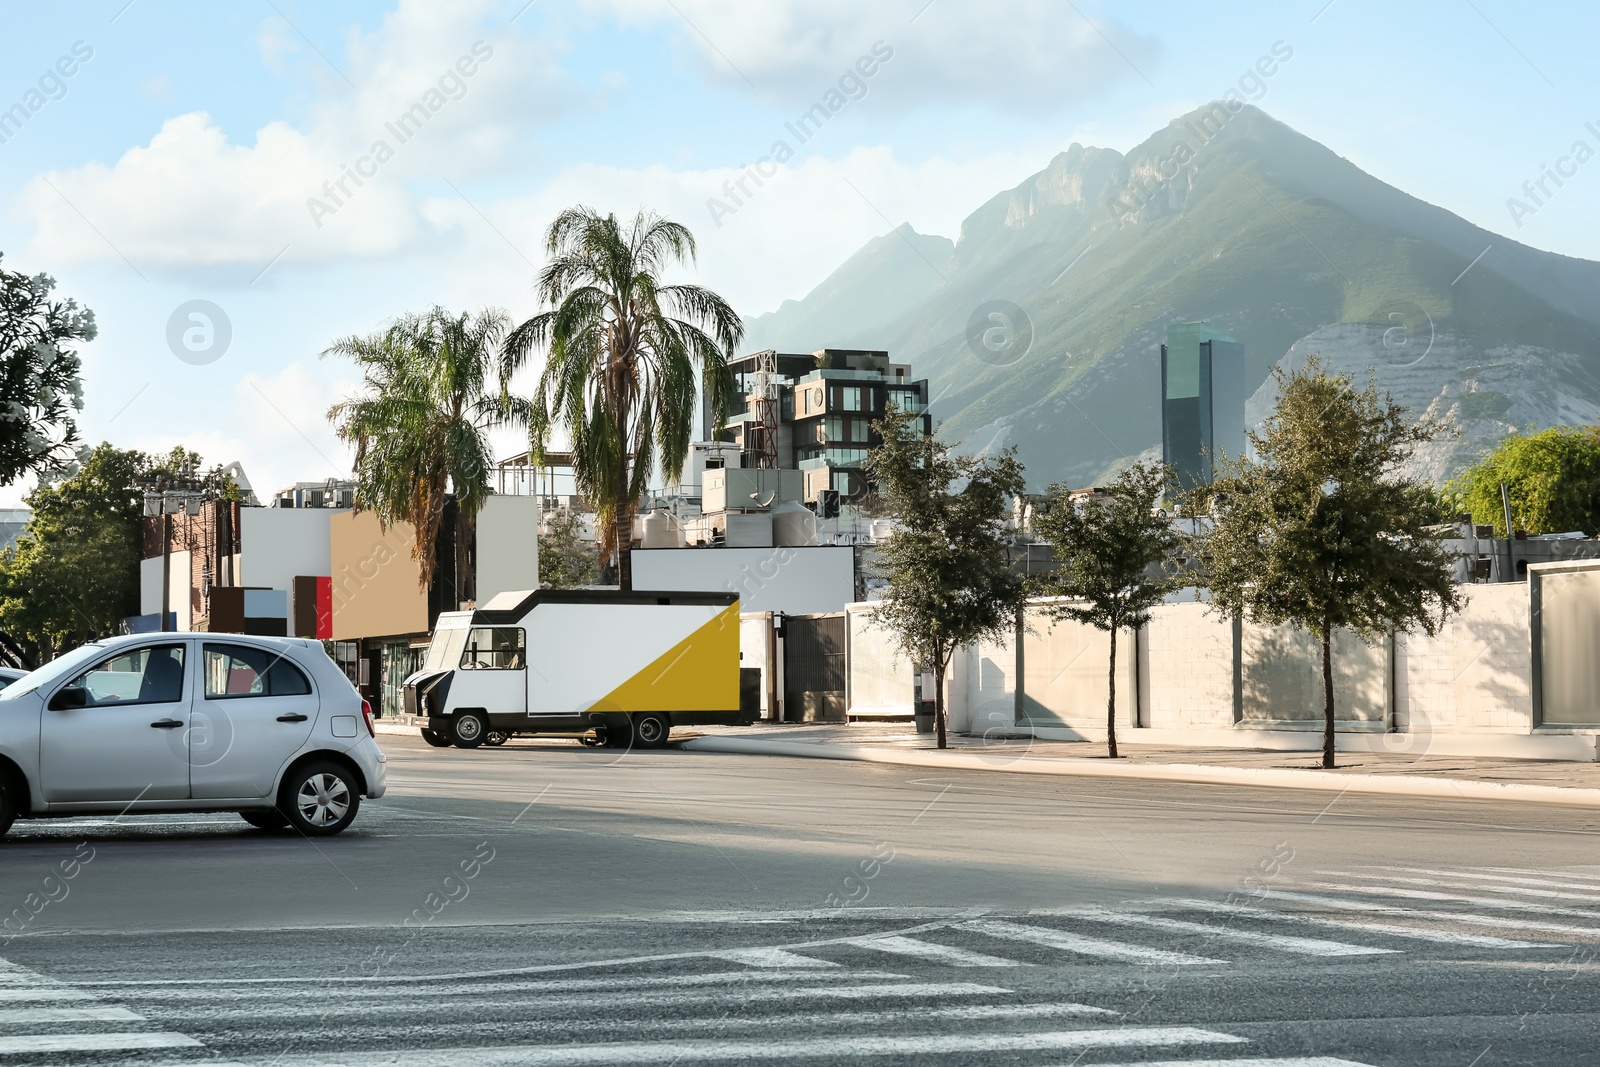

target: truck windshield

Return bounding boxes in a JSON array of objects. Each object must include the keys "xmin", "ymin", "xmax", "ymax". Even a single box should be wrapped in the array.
[{"xmin": 422, "ymin": 627, "xmax": 469, "ymax": 672}]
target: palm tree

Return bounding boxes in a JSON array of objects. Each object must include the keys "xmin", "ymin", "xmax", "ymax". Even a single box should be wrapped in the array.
[
  {"xmin": 504, "ymin": 207, "xmax": 741, "ymax": 589},
  {"xmin": 325, "ymin": 307, "xmax": 515, "ymax": 602}
]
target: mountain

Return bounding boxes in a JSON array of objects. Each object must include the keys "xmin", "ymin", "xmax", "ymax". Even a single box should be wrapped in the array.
[{"xmin": 743, "ymin": 104, "xmax": 1600, "ymax": 487}]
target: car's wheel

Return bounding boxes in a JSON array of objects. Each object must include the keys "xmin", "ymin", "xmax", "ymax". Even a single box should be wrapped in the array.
[
  {"xmin": 451, "ymin": 712, "xmax": 488, "ymax": 749},
  {"xmin": 420, "ymin": 729, "xmax": 452, "ymax": 748},
  {"xmin": 280, "ymin": 761, "xmax": 361, "ymax": 837},
  {"xmin": 631, "ymin": 712, "xmax": 671, "ymax": 750},
  {"xmin": 0, "ymin": 782, "xmax": 15, "ymax": 839},
  {"xmin": 484, "ymin": 730, "xmax": 509, "ymax": 747},
  {"xmin": 240, "ymin": 809, "xmax": 290, "ymax": 831}
]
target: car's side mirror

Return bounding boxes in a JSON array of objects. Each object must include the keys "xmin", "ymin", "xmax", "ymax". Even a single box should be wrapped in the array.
[{"xmin": 51, "ymin": 685, "xmax": 88, "ymax": 710}]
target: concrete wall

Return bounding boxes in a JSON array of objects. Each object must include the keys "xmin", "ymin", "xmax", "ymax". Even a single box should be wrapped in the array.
[
  {"xmin": 476, "ymin": 495, "xmax": 540, "ymax": 604},
  {"xmin": 1395, "ymin": 581, "xmax": 1531, "ymax": 734},
  {"xmin": 633, "ymin": 545, "xmax": 855, "ymax": 615},
  {"xmin": 845, "ymin": 603, "xmax": 915, "ymax": 718},
  {"xmin": 1019, "ymin": 603, "xmax": 1136, "ymax": 737},
  {"xmin": 1142, "ymin": 602, "xmax": 1234, "ymax": 729},
  {"xmin": 329, "ymin": 512, "xmax": 426, "ymax": 640},
  {"xmin": 138, "ymin": 552, "xmax": 192, "ymax": 630},
  {"xmin": 1239, "ymin": 623, "xmax": 1388, "ymax": 728},
  {"xmin": 239, "ymin": 508, "xmax": 339, "ymax": 589}
]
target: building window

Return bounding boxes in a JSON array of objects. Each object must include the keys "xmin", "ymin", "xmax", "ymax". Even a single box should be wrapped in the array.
[
  {"xmin": 850, "ymin": 417, "xmax": 871, "ymax": 443},
  {"xmin": 836, "ymin": 386, "xmax": 863, "ymax": 412},
  {"xmin": 823, "ymin": 416, "xmax": 843, "ymax": 442},
  {"xmin": 832, "ymin": 472, "xmax": 853, "ymax": 495}
]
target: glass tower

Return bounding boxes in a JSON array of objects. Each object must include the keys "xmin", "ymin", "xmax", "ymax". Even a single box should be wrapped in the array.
[{"xmin": 1160, "ymin": 323, "xmax": 1244, "ymax": 487}]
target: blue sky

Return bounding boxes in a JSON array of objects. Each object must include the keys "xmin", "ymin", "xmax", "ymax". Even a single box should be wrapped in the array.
[{"xmin": 2, "ymin": 0, "xmax": 1597, "ymax": 503}]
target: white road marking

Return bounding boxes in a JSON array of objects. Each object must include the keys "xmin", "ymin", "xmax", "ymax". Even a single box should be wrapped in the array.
[
  {"xmin": 843, "ymin": 935, "xmax": 1029, "ymax": 967},
  {"xmin": 1261, "ymin": 889, "xmax": 1600, "ymax": 937},
  {"xmin": 1305, "ymin": 880, "xmax": 1600, "ymax": 920},
  {"xmin": 237, "ymin": 1026, "xmax": 1247, "ymax": 1065},
  {"xmin": 964, "ymin": 919, "xmax": 1225, "ymax": 965},
  {"xmin": 0, "ymin": 986, "xmax": 94, "ymax": 1002},
  {"xmin": 708, "ymin": 947, "xmax": 838, "ymax": 968},
  {"xmin": 0, "ymin": 1004, "xmax": 141, "ymax": 1024},
  {"xmin": 1370, "ymin": 866, "xmax": 1600, "ymax": 896},
  {"xmin": 1326, "ymin": 871, "xmax": 1600, "ymax": 905},
  {"xmin": 0, "ymin": 1032, "xmax": 204, "ymax": 1054},
  {"xmin": 1171, "ymin": 898, "xmax": 1553, "ymax": 948},
  {"xmin": 1062, "ymin": 907, "xmax": 1398, "ymax": 957},
  {"xmin": 1087, "ymin": 1059, "xmax": 1376, "ymax": 1067},
  {"xmin": 1476, "ymin": 866, "xmax": 1600, "ymax": 885}
]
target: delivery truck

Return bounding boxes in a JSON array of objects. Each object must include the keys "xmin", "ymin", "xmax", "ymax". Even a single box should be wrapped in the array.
[{"xmin": 402, "ymin": 588, "xmax": 747, "ymax": 750}]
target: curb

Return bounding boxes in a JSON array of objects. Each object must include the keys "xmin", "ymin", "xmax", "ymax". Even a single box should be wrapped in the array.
[{"xmin": 677, "ymin": 736, "xmax": 1600, "ymax": 808}]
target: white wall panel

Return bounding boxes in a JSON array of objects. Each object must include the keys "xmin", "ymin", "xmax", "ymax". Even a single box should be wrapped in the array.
[{"xmin": 633, "ymin": 546, "xmax": 854, "ymax": 615}]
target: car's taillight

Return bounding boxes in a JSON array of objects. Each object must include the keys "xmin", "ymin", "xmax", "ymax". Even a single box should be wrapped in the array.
[{"xmin": 361, "ymin": 699, "xmax": 376, "ymax": 738}]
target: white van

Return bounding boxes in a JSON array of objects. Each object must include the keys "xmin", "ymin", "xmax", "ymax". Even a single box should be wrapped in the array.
[{"xmin": 404, "ymin": 589, "xmax": 750, "ymax": 749}]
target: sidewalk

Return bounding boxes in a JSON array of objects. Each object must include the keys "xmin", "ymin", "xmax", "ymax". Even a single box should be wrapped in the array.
[{"xmin": 675, "ymin": 721, "xmax": 1600, "ymax": 807}]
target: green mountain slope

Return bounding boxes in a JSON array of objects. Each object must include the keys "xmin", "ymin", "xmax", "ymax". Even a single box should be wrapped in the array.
[{"xmin": 744, "ymin": 105, "xmax": 1600, "ymax": 487}]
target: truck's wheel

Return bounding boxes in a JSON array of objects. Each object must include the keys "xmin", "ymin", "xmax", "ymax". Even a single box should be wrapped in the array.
[
  {"xmin": 451, "ymin": 712, "xmax": 487, "ymax": 749},
  {"xmin": 631, "ymin": 713, "xmax": 670, "ymax": 750},
  {"xmin": 420, "ymin": 729, "xmax": 452, "ymax": 748}
]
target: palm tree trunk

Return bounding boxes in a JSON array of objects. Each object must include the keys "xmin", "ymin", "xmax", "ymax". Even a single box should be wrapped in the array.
[
  {"xmin": 1321, "ymin": 627, "xmax": 1336, "ymax": 769},
  {"xmin": 615, "ymin": 507, "xmax": 632, "ymax": 590},
  {"xmin": 1106, "ymin": 626, "xmax": 1119, "ymax": 759}
]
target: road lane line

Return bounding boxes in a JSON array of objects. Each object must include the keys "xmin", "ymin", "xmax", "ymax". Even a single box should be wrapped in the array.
[
  {"xmin": 1169, "ymin": 899, "xmax": 1553, "ymax": 948},
  {"xmin": 1324, "ymin": 871, "xmax": 1600, "ymax": 905},
  {"xmin": 964, "ymin": 919, "xmax": 1225, "ymax": 965},
  {"xmin": 221, "ymin": 1026, "xmax": 1247, "ymax": 1064},
  {"xmin": 708, "ymin": 948, "xmax": 838, "ymax": 968},
  {"xmin": 841, "ymin": 935, "xmax": 1030, "ymax": 967},
  {"xmin": 1260, "ymin": 890, "xmax": 1600, "ymax": 937},
  {"xmin": 1370, "ymin": 867, "xmax": 1600, "ymax": 895},
  {"xmin": 0, "ymin": 1004, "xmax": 141, "ymax": 1024},
  {"xmin": 1304, "ymin": 880, "xmax": 1600, "ymax": 920},
  {"xmin": 0, "ymin": 987, "xmax": 94, "ymax": 1002},
  {"xmin": 0, "ymin": 1032, "xmax": 204, "ymax": 1054},
  {"xmin": 1086, "ymin": 1059, "xmax": 1376, "ymax": 1067},
  {"xmin": 1060, "ymin": 907, "xmax": 1399, "ymax": 957}
]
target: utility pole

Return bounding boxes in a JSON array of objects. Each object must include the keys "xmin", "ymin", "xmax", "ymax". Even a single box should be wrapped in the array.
[{"xmin": 160, "ymin": 508, "xmax": 172, "ymax": 632}]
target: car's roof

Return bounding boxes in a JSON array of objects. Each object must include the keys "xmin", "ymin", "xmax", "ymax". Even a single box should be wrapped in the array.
[
  {"xmin": 0, "ymin": 667, "xmax": 25, "ymax": 679},
  {"xmin": 96, "ymin": 632, "xmax": 320, "ymax": 651}
]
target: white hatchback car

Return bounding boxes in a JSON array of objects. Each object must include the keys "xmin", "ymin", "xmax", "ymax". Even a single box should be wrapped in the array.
[{"xmin": 0, "ymin": 633, "xmax": 386, "ymax": 838}]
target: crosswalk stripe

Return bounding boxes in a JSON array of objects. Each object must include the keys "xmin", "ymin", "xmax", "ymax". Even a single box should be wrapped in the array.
[
  {"xmin": 1369, "ymin": 866, "xmax": 1600, "ymax": 896},
  {"xmin": 1476, "ymin": 866, "xmax": 1600, "ymax": 885},
  {"xmin": 1088, "ymin": 1059, "xmax": 1376, "ymax": 1067},
  {"xmin": 0, "ymin": 1004, "xmax": 141, "ymax": 1024},
  {"xmin": 708, "ymin": 948, "xmax": 838, "ymax": 968},
  {"xmin": 1305, "ymin": 880, "xmax": 1600, "ymax": 920},
  {"xmin": 0, "ymin": 1032, "xmax": 204, "ymax": 1054},
  {"xmin": 841, "ymin": 935, "xmax": 1029, "ymax": 967},
  {"xmin": 1167, "ymin": 899, "xmax": 1553, "ymax": 948},
  {"xmin": 964, "ymin": 919, "xmax": 1225, "ymax": 965},
  {"xmin": 1261, "ymin": 889, "xmax": 1600, "ymax": 937},
  {"xmin": 0, "ymin": 987, "xmax": 94, "ymax": 1002},
  {"xmin": 1332, "ymin": 871, "xmax": 1600, "ymax": 905},
  {"xmin": 1061, "ymin": 907, "xmax": 1399, "ymax": 957},
  {"xmin": 235, "ymin": 1026, "xmax": 1248, "ymax": 1065}
]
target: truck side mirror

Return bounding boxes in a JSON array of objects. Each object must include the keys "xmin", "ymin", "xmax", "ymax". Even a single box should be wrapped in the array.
[{"xmin": 51, "ymin": 685, "xmax": 88, "ymax": 710}]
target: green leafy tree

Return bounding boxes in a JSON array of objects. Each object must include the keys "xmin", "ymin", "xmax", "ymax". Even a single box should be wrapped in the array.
[
  {"xmin": 539, "ymin": 509, "xmax": 599, "ymax": 588},
  {"xmin": 0, "ymin": 445, "xmax": 143, "ymax": 662},
  {"xmin": 504, "ymin": 208, "xmax": 740, "ymax": 589},
  {"xmin": 1444, "ymin": 426, "xmax": 1600, "ymax": 536},
  {"xmin": 326, "ymin": 307, "xmax": 513, "ymax": 601},
  {"xmin": 865, "ymin": 406, "xmax": 1027, "ymax": 749},
  {"xmin": 1199, "ymin": 357, "xmax": 1461, "ymax": 768},
  {"xmin": 1033, "ymin": 462, "xmax": 1183, "ymax": 758},
  {"xmin": 0, "ymin": 255, "xmax": 94, "ymax": 485}
]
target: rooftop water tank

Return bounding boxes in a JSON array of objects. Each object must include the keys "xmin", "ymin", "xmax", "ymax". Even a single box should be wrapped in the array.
[
  {"xmin": 641, "ymin": 509, "xmax": 684, "ymax": 549},
  {"xmin": 771, "ymin": 501, "xmax": 818, "ymax": 547}
]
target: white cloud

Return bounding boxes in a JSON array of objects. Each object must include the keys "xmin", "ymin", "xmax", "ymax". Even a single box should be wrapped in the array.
[
  {"xmin": 15, "ymin": 0, "xmax": 565, "ymax": 270},
  {"xmin": 586, "ymin": 0, "xmax": 1160, "ymax": 111}
]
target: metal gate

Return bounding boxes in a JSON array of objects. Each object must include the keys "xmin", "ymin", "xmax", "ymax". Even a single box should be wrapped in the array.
[{"xmin": 783, "ymin": 612, "xmax": 846, "ymax": 722}]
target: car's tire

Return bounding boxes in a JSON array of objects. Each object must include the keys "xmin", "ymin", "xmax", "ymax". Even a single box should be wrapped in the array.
[
  {"xmin": 451, "ymin": 712, "xmax": 488, "ymax": 749},
  {"xmin": 420, "ymin": 729, "xmax": 452, "ymax": 748},
  {"xmin": 484, "ymin": 730, "xmax": 509, "ymax": 747},
  {"xmin": 240, "ymin": 809, "xmax": 290, "ymax": 831},
  {"xmin": 279, "ymin": 761, "xmax": 361, "ymax": 837},
  {"xmin": 631, "ymin": 712, "xmax": 671, "ymax": 750},
  {"xmin": 0, "ymin": 782, "xmax": 15, "ymax": 839}
]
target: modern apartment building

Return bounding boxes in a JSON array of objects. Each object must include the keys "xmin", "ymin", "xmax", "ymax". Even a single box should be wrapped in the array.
[
  {"xmin": 712, "ymin": 348, "xmax": 931, "ymax": 504},
  {"xmin": 1160, "ymin": 322, "xmax": 1245, "ymax": 487}
]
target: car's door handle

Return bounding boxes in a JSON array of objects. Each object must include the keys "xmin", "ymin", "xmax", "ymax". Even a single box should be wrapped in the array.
[
  {"xmin": 276, "ymin": 713, "xmax": 309, "ymax": 723},
  {"xmin": 150, "ymin": 718, "xmax": 185, "ymax": 729}
]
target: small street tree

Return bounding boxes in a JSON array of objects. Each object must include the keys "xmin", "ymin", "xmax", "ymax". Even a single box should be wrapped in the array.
[
  {"xmin": 0, "ymin": 256, "xmax": 94, "ymax": 486},
  {"xmin": 1199, "ymin": 357, "xmax": 1461, "ymax": 768},
  {"xmin": 1033, "ymin": 462, "xmax": 1182, "ymax": 758},
  {"xmin": 539, "ymin": 509, "xmax": 599, "ymax": 588},
  {"xmin": 866, "ymin": 406, "xmax": 1027, "ymax": 749}
]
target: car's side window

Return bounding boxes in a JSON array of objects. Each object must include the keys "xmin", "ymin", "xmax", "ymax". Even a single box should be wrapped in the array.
[
  {"xmin": 204, "ymin": 643, "xmax": 313, "ymax": 699},
  {"xmin": 53, "ymin": 645, "xmax": 186, "ymax": 709},
  {"xmin": 459, "ymin": 627, "xmax": 525, "ymax": 670}
]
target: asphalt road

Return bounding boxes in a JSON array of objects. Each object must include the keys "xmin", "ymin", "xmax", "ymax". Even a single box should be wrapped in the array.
[{"xmin": 2, "ymin": 732, "xmax": 1599, "ymax": 1065}]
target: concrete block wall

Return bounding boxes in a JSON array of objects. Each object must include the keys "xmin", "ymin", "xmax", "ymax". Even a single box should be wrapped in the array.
[
  {"xmin": 1142, "ymin": 602, "xmax": 1234, "ymax": 729},
  {"xmin": 1394, "ymin": 582, "xmax": 1532, "ymax": 734}
]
